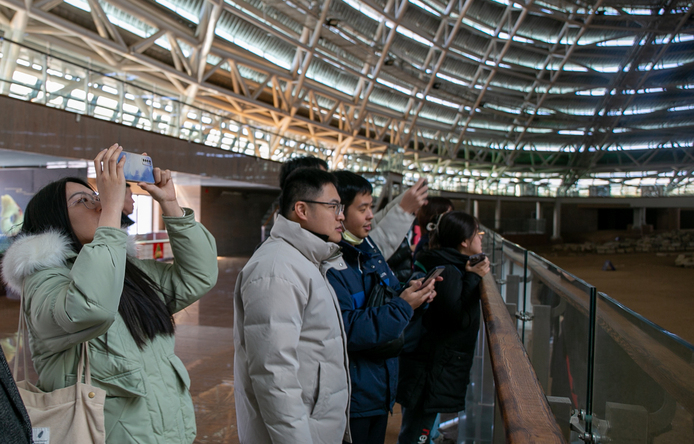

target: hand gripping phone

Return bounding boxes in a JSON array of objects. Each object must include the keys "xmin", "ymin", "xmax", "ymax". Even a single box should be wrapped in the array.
[
  {"xmin": 468, "ymin": 252, "xmax": 487, "ymax": 267},
  {"xmin": 422, "ymin": 265, "xmax": 445, "ymax": 286},
  {"xmin": 117, "ymin": 151, "xmax": 155, "ymax": 184}
]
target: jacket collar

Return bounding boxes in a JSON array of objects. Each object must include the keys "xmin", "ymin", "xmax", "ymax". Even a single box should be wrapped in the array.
[
  {"xmin": 2, "ymin": 229, "xmax": 136, "ymax": 294},
  {"xmin": 339, "ymin": 236, "xmax": 378, "ymax": 259},
  {"xmin": 417, "ymin": 247, "xmax": 469, "ymax": 271},
  {"xmin": 2, "ymin": 230, "xmax": 75, "ymax": 294},
  {"xmin": 270, "ymin": 215, "xmax": 342, "ymax": 266}
]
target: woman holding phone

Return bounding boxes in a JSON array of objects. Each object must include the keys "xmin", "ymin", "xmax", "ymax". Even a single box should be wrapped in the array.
[
  {"xmin": 396, "ymin": 211, "xmax": 490, "ymax": 444},
  {"xmin": 2, "ymin": 144, "xmax": 218, "ymax": 443}
]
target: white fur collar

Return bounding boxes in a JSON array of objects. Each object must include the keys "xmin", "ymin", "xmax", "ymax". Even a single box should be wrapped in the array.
[{"xmin": 2, "ymin": 230, "xmax": 136, "ymax": 294}]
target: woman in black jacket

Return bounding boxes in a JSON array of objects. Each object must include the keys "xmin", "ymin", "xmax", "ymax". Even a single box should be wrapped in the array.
[{"xmin": 396, "ymin": 211, "xmax": 490, "ymax": 444}]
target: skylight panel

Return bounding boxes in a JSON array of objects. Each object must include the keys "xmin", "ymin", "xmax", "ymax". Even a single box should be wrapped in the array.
[
  {"xmin": 512, "ymin": 35, "xmax": 534, "ymax": 44},
  {"xmin": 155, "ymin": 36, "xmax": 172, "ymax": 50},
  {"xmin": 622, "ymin": 107, "xmax": 656, "ymax": 115},
  {"xmin": 672, "ymin": 34, "xmax": 694, "ymax": 43},
  {"xmin": 408, "ymin": 0, "xmax": 441, "ymax": 17},
  {"xmin": 486, "ymin": 104, "xmax": 521, "ymax": 114},
  {"xmin": 65, "ymin": 0, "xmax": 90, "ymax": 12},
  {"xmin": 562, "ymin": 64, "xmax": 589, "ymax": 72},
  {"xmin": 592, "ymin": 65, "xmax": 620, "ymax": 73},
  {"xmin": 155, "ymin": 0, "xmax": 199, "ymax": 24},
  {"xmin": 622, "ymin": 8, "xmax": 654, "ymax": 15},
  {"xmin": 393, "ymin": 25, "xmax": 433, "ymax": 46},
  {"xmin": 436, "ymin": 72, "xmax": 468, "ymax": 87},
  {"xmin": 576, "ymin": 88, "xmax": 607, "ymax": 96},
  {"xmin": 376, "ymin": 78, "xmax": 412, "ymax": 95},
  {"xmin": 343, "ymin": 0, "xmax": 383, "ymax": 23},
  {"xmin": 558, "ymin": 130, "xmax": 584, "ymax": 135},
  {"xmin": 425, "ymin": 95, "xmax": 458, "ymax": 109},
  {"xmin": 597, "ymin": 36, "xmax": 638, "ymax": 47},
  {"xmin": 531, "ymin": 144, "xmax": 564, "ymax": 152},
  {"xmin": 669, "ymin": 104, "xmax": 694, "ymax": 112},
  {"xmin": 102, "ymin": 85, "xmax": 119, "ymax": 95},
  {"xmin": 463, "ymin": 18, "xmax": 496, "ymax": 38}
]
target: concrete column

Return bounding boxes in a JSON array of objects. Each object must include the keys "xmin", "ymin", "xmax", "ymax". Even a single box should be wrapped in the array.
[
  {"xmin": 552, "ymin": 201, "xmax": 562, "ymax": 241},
  {"xmin": 536, "ymin": 201, "xmax": 541, "ymax": 220},
  {"xmin": 494, "ymin": 199, "xmax": 501, "ymax": 231},
  {"xmin": 473, "ymin": 200, "xmax": 479, "ymax": 218},
  {"xmin": 670, "ymin": 208, "xmax": 681, "ymax": 230},
  {"xmin": 633, "ymin": 207, "xmax": 646, "ymax": 228}
]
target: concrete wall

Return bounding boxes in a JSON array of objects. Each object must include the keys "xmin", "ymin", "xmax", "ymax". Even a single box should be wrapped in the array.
[
  {"xmin": 201, "ymin": 187, "xmax": 280, "ymax": 256},
  {"xmin": 0, "ymin": 95, "xmax": 281, "ymax": 187}
]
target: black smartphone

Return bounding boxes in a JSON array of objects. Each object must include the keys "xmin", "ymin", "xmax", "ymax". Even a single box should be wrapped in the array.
[
  {"xmin": 468, "ymin": 252, "xmax": 486, "ymax": 266},
  {"xmin": 422, "ymin": 265, "xmax": 445, "ymax": 286},
  {"xmin": 117, "ymin": 151, "xmax": 155, "ymax": 183}
]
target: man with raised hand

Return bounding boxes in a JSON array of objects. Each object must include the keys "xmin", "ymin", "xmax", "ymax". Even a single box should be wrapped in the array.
[{"xmin": 278, "ymin": 156, "xmax": 428, "ymax": 260}]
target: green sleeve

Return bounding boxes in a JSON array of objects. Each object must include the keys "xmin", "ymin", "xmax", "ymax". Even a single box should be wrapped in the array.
[{"xmin": 137, "ymin": 209, "xmax": 218, "ymax": 313}]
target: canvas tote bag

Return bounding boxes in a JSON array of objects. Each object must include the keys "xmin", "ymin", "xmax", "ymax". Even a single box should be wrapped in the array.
[{"xmin": 13, "ymin": 296, "xmax": 106, "ymax": 444}]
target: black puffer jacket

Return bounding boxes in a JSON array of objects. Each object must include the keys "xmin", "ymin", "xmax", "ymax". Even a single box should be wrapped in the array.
[
  {"xmin": 0, "ymin": 345, "xmax": 32, "ymax": 443},
  {"xmin": 396, "ymin": 247, "xmax": 482, "ymax": 413}
]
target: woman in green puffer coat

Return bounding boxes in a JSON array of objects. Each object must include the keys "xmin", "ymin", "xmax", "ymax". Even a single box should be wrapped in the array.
[{"xmin": 2, "ymin": 144, "xmax": 218, "ymax": 443}]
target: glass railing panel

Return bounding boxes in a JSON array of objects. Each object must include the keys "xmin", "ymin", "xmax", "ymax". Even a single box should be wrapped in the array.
[
  {"xmin": 592, "ymin": 292, "xmax": 694, "ymax": 443},
  {"xmin": 519, "ymin": 251, "xmax": 593, "ymax": 418}
]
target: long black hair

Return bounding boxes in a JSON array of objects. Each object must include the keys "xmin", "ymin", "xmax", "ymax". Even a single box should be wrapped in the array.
[
  {"xmin": 429, "ymin": 210, "xmax": 479, "ymax": 251},
  {"xmin": 21, "ymin": 177, "xmax": 175, "ymax": 349}
]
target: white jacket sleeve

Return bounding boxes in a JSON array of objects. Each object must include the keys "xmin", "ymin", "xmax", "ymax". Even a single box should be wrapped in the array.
[
  {"xmin": 239, "ymin": 275, "xmax": 313, "ymax": 444},
  {"xmin": 369, "ymin": 198, "xmax": 415, "ymax": 260},
  {"xmin": 371, "ymin": 192, "xmax": 404, "ymax": 227}
]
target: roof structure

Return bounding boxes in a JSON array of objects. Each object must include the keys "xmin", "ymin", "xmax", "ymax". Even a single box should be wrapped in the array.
[{"xmin": 0, "ymin": 0, "xmax": 693, "ymax": 195}]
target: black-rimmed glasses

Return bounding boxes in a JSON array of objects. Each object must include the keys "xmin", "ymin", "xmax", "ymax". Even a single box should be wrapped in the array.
[
  {"xmin": 68, "ymin": 193, "xmax": 101, "ymax": 210},
  {"xmin": 301, "ymin": 200, "xmax": 345, "ymax": 216}
]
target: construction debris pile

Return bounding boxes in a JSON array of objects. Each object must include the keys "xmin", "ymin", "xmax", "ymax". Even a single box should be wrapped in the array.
[{"xmin": 675, "ymin": 254, "xmax": 694, "ymax": 268}]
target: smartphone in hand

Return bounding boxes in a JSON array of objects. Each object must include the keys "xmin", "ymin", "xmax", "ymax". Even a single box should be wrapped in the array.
[
  {"xmin": 422, "ymin": 265, "xmax": 445, "ymax": 286},
  {"xmin": 117, "ymin": 152, "xmax": 155, "ymax": 183},
  {"xmin": 468, "ymin": 252, "xmax": 486, "ymax": 266}
]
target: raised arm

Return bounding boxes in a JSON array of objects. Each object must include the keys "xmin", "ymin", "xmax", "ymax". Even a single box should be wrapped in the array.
[
  {"xmin": 139, "ymin": 210, "xmax": 218, "ymax": 312},
  {"xmin": 370, "ymin": 179, "xmax": 427, "ymax": 259},
  {"xmin": 136, "ymin": 164, "xmax": 218, "ymax": 310}
]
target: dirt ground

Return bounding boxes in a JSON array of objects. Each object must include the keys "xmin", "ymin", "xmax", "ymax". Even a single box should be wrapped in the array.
[{"xmin": 539, "ymin": 250, "xmax": 694, "ymax": 345}]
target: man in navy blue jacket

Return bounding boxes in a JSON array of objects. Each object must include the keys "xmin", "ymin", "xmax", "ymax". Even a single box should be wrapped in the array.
[{"xmin": 327, "ymin": 171, "xmax": 437, "ymax": 444}]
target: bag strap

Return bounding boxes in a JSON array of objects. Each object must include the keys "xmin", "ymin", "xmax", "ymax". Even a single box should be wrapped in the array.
[
  {"xmin": 13, "ymin": 292, "xmax": 90, "ymax": 384},
  {"xmin": 77, "ymin": 342, "xmax": 91, "ymax": 385},
  {"xmin": 13, "ymin": 293, "xmax": 29, "ymax": 380}
]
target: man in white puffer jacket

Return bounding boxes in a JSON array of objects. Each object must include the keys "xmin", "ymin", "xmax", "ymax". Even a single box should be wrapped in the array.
[{"xmin": 234, "ymin": 168, "xmax": 351, "ymax": 443}]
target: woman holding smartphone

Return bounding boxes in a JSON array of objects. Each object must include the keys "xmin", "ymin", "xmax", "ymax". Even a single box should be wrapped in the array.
[
  {"xmin": 396, "ymin": 211, "xmax": 490, "ymax": 444},
  {"xmin": 2, "ymin": 144, "xmax": 218, "ymax": 443}
]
